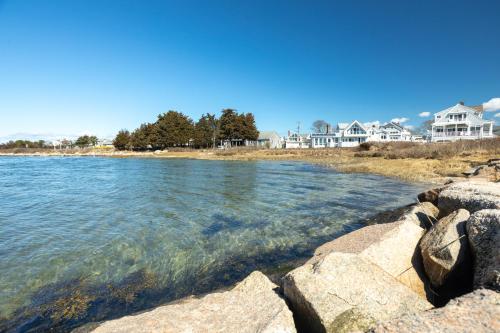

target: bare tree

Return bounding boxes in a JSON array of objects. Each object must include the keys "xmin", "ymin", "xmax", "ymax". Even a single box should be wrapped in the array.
[{"xmin": 311, "ymin": 120, "xmax": 330, "ymax": 133}]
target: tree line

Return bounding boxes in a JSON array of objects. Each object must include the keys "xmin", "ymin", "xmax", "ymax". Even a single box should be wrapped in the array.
[
  {"xmin": 0, "ymin": 140, "xmax": 49, "ymax": 149},
  {"xmin": 0, "ymin": 136, "xmax": 101, "ymax": 150},
  {"xmin": 113, "ymin": 109, "xmax": 259, "ymax": 150}
]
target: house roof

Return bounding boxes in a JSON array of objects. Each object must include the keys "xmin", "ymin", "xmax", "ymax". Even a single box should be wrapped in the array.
[
  {"xmin": 435, "ymin": 103, "xmax": 478, "ymax": 116},
  {"xmin": 434, "ymin": 104, "xmax": 493, "ymax": 126},
  {"xmin": 258, "ymin": 131, "xmax": 280, "ymax": 140},
  {"xmin": 345, "ymin": 120, "xmax": 367, "ymax": 132},
  {"xmin": 337, "ymin": 123, "xmax": 349, "ymax": 130},
  {"xmin": 381, "ymin": 122, "xmax": 405, "ymax": 131}
]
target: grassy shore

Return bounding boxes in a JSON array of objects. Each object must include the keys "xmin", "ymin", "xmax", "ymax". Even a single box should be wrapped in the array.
[{"xmin": 1, "ymin": 139, "xmax": 499, "ymax": 183}]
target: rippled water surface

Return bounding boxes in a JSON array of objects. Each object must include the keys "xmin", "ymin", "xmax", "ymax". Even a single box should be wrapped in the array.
[{"xmin": 0, "ymin": 157, "xmax": 427, "ymax": 331}]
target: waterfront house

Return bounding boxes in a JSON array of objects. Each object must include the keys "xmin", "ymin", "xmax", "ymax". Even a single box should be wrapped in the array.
[
  {"xmin": 368, "ymin": 122, "xmax": 413, "ymax": 142},
  {"xmin": 285, "ymin": 132, "xmax": 310, "ymax": 148},
  {"xmin": 311, "ymin": 120, "xmax": 370, "ymax": 148},
  {"xmin": 257, "ymin": 131, "xmax": 282, "ymax": 149},
  {"xmin": 431, "ymin": 103, "xmax": 495, "ymax": 142}
]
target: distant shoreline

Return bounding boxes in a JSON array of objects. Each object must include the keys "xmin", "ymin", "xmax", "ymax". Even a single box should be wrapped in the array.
[{"xmin": 2, "ymin": 140, "xmax": 498, "ymax": 183}]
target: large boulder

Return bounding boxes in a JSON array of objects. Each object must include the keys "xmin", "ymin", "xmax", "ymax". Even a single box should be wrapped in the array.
[
  {"xmin": 371, "ymin": 289, "xmax": 500, "ymax": 333},
  {"xmin": 91, "ymin": 271, "xmax": 296, "ymax": 333},
  {"xmin": 311, "ymin": 221, "xmax": 430, "ymax": 298},
  {"xmin": 283, "ymin": 252, "xmax": 432, "ymax": 333},
  {"xmin": 466, "ymin": 209, "xmax": 500, "ymax": 291},
  {"xmin": 438, "ymin": 181, "xmax": 500, "ymax": 216},
  {"xmin": 365, "ymin": 202, "xmax": 439, "ymax": 229},
  {"xmin": 420, "ymin": 209, "xmax": 471, "ymax": 287}
]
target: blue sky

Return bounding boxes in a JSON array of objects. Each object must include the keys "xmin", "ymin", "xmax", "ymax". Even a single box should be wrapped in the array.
[{"xmin": 0, "ymin": 0, "xmax": 499, "ymax": 139}]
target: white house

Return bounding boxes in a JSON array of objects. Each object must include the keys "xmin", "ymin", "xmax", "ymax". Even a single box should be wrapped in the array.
[
  {"xmin": 368, "ymin": 122, "xmax": 413, "ymax": 142},
  {"xmin": 431, "ymin": 103, "xmax": 495, "ymax": 142},
  {"xmin": 285, "ymin": 132, "xmax": 310, "ymax": 148},
  {"xmin": 257, "ymin": 131, "xmax": 282, "ymax": 149},
  {"xmin": 311, "ymin": 120, "xmax": 370, "ymax": 148}
]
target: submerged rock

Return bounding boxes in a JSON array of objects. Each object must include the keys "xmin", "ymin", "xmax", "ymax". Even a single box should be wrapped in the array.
[
  {"xmin": 438, "ymin": 181, "xmax": 500, "ymax": 216},
  {"xmin": 311, "ymin": 221, "xmax": 430, "ymax": 298},
  {"xmin": 371, "ymin": 289, "xmax": 500, "ymax": 333},
  {"xmin": 466, "ymin": 209, "xmax": 500, "ymax": 291},
  {"xmin": 90, "ymin": 271, "xmax": 296, "ymax": 333},
  {"xmin": 283, "ymin": 252, "xmax": 432, "ymax": 333},
  {"xmin": 420, "ymin": 209, "xmax": 471, "ymax": 288}
]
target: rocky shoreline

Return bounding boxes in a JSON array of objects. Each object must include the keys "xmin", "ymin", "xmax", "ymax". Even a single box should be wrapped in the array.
[{"xmin": 73, "ymin": 159, "xmax": 500, "ymax": 333}]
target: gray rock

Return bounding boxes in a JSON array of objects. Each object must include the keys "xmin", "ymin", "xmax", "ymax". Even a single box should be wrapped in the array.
[
  {"xmin": 420, "ymin": 209, "xmax": 471, "ymax": 287},
  {"xmin": 283, "ymin": 252, "xmax": 432, "ymax": 333},
  {"xmin": 370, "ymin": 289, "xmax": 500, "ymax": 333},
  {"xmin": 91, "ymin": 271, "xmax": 296, "ymax": 333},
  {"xmin": 466, "ymin": 209, "xmax": 500, "ymax": 291},
  {"xmin": 438, "ymin": 181, "xmax": 500, "ymax": 216}
]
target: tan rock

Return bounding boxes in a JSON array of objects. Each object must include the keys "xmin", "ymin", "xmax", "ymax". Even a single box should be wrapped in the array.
[
  {"xmin": 365, "ymin": 202, "xmax": 439, "ymax": 229},
  {"xmin": 420, "ymin": 209, "xmax": 471, "ymax": 287},
  {"xmin": 310, "ymin": 221, "xmax": 430, "ymax": 298},
  {"xmin": 92, "ymin": 271, "xmax": 296, "ymax": 333},
  {"xmin": 371, "ymin": 289, "xmax": 500, "ymax": 333},
  {"xmin": 283, "ymin": 252, "xmax": 432, "ymax": 333}
]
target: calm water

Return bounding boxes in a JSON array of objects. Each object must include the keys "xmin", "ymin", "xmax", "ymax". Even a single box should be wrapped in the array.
[{"xmin": 0, "ymin": 157, "xmax": 426, "ymax": 331}]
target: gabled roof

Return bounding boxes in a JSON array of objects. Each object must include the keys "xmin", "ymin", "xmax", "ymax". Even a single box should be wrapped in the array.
[
  {"xmin": 381, "ymin": 122, "xmax": 405, "ymax": 131},
  {"xmin": 344, "ymin": 120, "xmax": 368, "ymax": 133},
  {"xmin": 435, "ymin": 103, "xmax": 478, "ymax": 117},
  {"xmin": 433, "ymin": 104, "xmax": 493, "ymax": 126},
  {"xmin": 258, "ymin": 131, "xmax": 280, "ymax": 140}
]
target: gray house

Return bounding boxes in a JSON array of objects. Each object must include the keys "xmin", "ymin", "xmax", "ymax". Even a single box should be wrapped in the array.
[{"xmin": 257, "ymin": 131, "xmax": 282, "ymax": 149}]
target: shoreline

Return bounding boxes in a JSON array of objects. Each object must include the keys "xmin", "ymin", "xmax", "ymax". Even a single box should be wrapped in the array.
[{"xmin": 1, "ymin": 146, "xmax": 495, "ymax": 183}]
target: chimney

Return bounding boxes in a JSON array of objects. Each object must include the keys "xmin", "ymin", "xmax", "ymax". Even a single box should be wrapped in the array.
[
  {"xmin": 459, "ymin": 101, "xmax": 464, "ymax": 105},
  {"xmin": 326, "ymin": 124, "xmax": 330, "ymax": 134}
]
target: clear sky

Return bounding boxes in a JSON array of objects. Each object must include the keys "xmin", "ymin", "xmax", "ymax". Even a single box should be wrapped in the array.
[{"xmin": 0, "ymin": 0, "xmax": 499, "ymax": 139}]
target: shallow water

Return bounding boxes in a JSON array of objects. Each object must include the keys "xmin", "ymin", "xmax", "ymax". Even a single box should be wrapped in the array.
[{"xmin": 0, "ymin": 157, "xmax": 427, "ymax": 331}]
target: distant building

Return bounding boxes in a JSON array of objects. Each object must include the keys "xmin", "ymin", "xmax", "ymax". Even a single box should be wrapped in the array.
[
  {"xmin": 368, "ymin": 122, "xmax": 413, "ymax": 142},
  {"xmin": 98, "ymin": 138, "xmax": 114, "ymax": 147},
  {"xmin": 431, "ymin": 103, "xmax": 495, "ymax": 142},
  {"xmin": 257, "ymin": 131, "xmax": 282, "ymax": 149},
  {"xmin": 285, "ymin": 132, "xmax": 310, "ymax": 148},
  {"xmin": 311, "ymin": 120, "xmax": 370, "ymax": 148}
]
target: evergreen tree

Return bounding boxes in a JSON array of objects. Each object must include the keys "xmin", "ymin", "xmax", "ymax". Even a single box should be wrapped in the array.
[
  {"xmin": 130, "ymin": 123, "xmax": 159, "ymax": 150},
  {"xmin": 194, "ymin": 113, "xmax": 219, "ymax": 148},
  {"xmin": 113, "ymin": 130, "xmax": 131, "ymax": 150},
  {"xmin": 89, "ymin": 136, "xmax": 99, "ymax": 146},
  {"xmin": 219, "ymin": 109, "xmax": 259, "ymax": 142},
  {"xmin": 242, "ymin": 113, "xmax": 259, "ymax": 140},
  {"xmin": 75, "ymin": 135, "xmax": 91, "ymax": 148},
  {"xmin": 219, "ymin": 109, "xmax": 240, "ymax": 141},
  {"xmin": 156, "ymin": 111, "xmax": 194, "ymax": 148}
]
